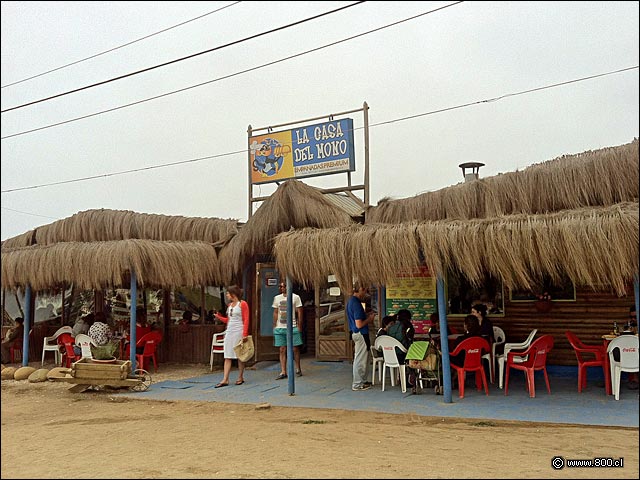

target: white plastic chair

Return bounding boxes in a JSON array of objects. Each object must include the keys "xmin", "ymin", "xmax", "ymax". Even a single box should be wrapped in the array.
[
  {"xmin": 374, "ymin": 335, "xmax": 408, "ymax": 393},
  {"xmin": 370, "ymin": 345, "xmax": 384, "ymax": 385},
  {"xmin": 607, "ymin": 335, "xmax": 639, "ymax": 400},
  {"xmin": 482, "ymin": 326, "xmax": 506, "ymax": 383},
  {"xmin": 497, "ymin": 329, "xmax": 537, "ymax": 389},
  {"xmin": 209, "ymin": 331, "xmax": 226, "ymax": 371},
  {"xmin": 74, "ymin": 333, "xmax": 94, "ymax": 359},
  {"xmin": 41, "ymin": 326, "xmax": 73, "ymax": 366}
]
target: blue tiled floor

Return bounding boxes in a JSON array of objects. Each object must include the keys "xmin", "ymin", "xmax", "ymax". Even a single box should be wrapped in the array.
[{"xmin": 121, "ymin": 359, "xmax": 639, "ymax": 427}]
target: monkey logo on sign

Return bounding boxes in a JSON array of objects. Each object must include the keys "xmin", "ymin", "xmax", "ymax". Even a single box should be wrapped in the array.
[{"xmin": 250, "ymin": 138, "xmax": 291, "ymax": 178}]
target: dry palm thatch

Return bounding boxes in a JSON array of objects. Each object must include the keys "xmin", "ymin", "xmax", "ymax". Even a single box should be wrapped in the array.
[
  {"xmin": 1, "ymin": 239, "xmax": 220, "ymax": 292},
  {"xmin": 275, "ymin": 202, "xmax": 639, "ymax": 296},
  {"xmin": 1, "ymin": 209, "xmax": 239, "ymax": 249},
  {"xmin": 218, "ymin": 180, "xmax": 356, "ymax": 282},
  {"xmin": 275, "ymin": 223, "xmax": 422, "ymax": 292},
  {"xmin": 366, "ymin": 139, "xmax": 639, "ymax": 223}
]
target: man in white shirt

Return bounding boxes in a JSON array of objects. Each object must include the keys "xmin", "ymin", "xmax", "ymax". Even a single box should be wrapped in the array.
[{"xmin": 272, "ymin": 282, "xmax": 304, "ymax": 379}]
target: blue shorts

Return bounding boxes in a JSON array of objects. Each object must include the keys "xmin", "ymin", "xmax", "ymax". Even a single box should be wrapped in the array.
[{"xmin": 274, "ymin": 327, "xmax": 303, "ymax": 347}]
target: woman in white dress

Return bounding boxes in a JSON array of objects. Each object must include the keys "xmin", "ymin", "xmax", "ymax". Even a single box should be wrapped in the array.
[{"xmin": 213, "ymin": 285, "xmax": 250, "ymax": 387}]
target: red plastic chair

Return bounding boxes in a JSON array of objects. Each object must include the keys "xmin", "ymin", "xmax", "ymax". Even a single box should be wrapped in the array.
[
  {"xmin": 449, "ymin": 336, "xmax": 491, "ymax": 398},
  {"xmin": 136, "ymin": 331, "xmax": 162, "ymax": 372},
  {"xmin": 9, "ymin": 328, "xmax": 34, "ymax": 363},
  {"xmin": 565, "ymin": 330, "xmax": 610, "ymax": 394},
  {"xmin": 504, "ymin": 334, "xmax": 554, "ymax": 398},
  {"xmin": 57, "ymin": 332, "xmax": 79, "ymax": 368},
  {"xmin": 60, "ymin": 340, "xmax": 80, "ymax": 368}
]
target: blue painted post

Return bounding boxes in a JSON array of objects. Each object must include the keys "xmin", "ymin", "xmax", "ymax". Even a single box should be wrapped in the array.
[
  {"xmin": 22, "ymin": 285, "xmax": 32, "ymax": 367},
  {"xmin": 286, "ymin": 276, "xmax": 295, "ymax": 395},
  {"xmin": 130, "ymin": 270, "xmax": 137, "ymax": 371},
  {"xmin": 380, "ymin": 286, "xmax": 387, "ymax": 317},
  {"xmin": 634, "ymin": 274, "xmax": 639, "ymax": 327},
  {"xmin": 436, "ymin": 276, "xmax": 452, "ymax": 403}
]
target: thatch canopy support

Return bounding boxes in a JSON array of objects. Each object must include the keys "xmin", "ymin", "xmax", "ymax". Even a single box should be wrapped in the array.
[{"xmin": 21, "ymin": 285, "xmax": 32, "ymax": 368}]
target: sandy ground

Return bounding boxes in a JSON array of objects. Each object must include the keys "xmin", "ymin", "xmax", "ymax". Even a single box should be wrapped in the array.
[{"xmin": 1, "ymin": 362, "xmax": 638, "ymax": 479}]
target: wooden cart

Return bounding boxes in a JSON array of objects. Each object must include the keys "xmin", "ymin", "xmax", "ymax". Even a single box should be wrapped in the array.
[{"xmin": 51, "ymin": 358, "xmax": 152, "ymax": 393}]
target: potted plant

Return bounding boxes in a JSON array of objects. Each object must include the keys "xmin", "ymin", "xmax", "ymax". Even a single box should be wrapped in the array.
[{"xmin": 534, "ymin": 292, "xmax": 553, "ymax": 313}]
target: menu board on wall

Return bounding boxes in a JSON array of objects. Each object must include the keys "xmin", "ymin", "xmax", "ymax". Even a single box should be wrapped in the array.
[{"xmin": 385, "ymin": 266, "xmax": 437, "ymax": 334}]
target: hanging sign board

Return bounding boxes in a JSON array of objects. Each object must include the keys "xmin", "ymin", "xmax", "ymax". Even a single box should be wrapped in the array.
[
  {"xmin": 249, "ymin": 118, "xmax": 355, "ymax": 185},
  {"xmin": 385, "ymin": 266, "xmax": 437, "ymax": 334}
]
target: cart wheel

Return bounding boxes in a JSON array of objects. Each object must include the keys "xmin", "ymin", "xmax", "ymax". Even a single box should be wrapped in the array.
[{"xmin": 130, "ymin": 369, "xmax": 152, "ymax": 392}]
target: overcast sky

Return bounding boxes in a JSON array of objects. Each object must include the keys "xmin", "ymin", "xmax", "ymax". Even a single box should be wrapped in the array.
[{"xmin": 1, "ymin": 1, "xmax": 638, "ymax": 241}]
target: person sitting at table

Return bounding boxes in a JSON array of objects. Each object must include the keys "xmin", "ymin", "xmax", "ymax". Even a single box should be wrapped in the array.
[
  {"xmin": 136, "ymin": 322, "xmax": 162, "ymax": 354},
  {"xmin": 388, "ymin": 309, "xmax": 415, "ymax": 363},
  {"xmin": 135, "ymin": 307, "xmax": 151, "ymax": 340},
  {"xmin": 427, "ymin": 312, "xmax": 452, "ymax": 336},
  {"xmin": 620, "ymin": 305, "xmax": 638, "ymax": 389},
  {"xmin": 376, "ymin": 315, "xmax": 396, "ymax": 338},
  {"xmin": 471, "ymin": 303, "xmax": 493, "ymax": 345},
  {"xmin": 72, "ymin": 313, "xmax": 93, "ymax": 337},
  {"xmin": 450, "ymin": 314, "xmax": 482, "ymax": 367},
  {"xmin": 1, "ymin": 317, "xmax": 24, "ymax": 364},
  {"xmin": 89, "ymin": 316, "xmax": 119, "ymax": 359},
  {"xmin": 626, "ymin": 304, "xmax": 638, "ymax": 334}
]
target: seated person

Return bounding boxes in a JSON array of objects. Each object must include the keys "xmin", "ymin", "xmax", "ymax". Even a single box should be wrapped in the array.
[
  {"xmin": 619, "ymin": 305, "xmax": 638, "ymax": 390},
  {"xmin": 449, "ymin": 314, "xmax": 482, "ymax": 368},
  {"xmin": 178, "ymin": 311, "xmax": 194, "ymax": 332},
  {"xmin": 388, "ymin": 309, "xmax": 415, "ymax": 363},
  {"xmin": 136, "ymin": 322, "xmax": 162, "ymax": 354},
  {"xmin": 472, "ymin": 303, "xmax": 494, "ymax": 345},
  {"xmin": 135, "ymin": 307, "xmax": 151, "ymax": 340},
  {"xmin": 376, "ymin": 315, "xmax": 396, "ymax": 338},
  {"xmin": 72, "ymin": 313, "xmax": 93, "ymax": 337},
  {"xmin": 88, "ymin": 318, "xmax": 118, "ymax": 359},
  {"xmin": 72, "ymin": 313, "xmax": 94, "ymax": 356},
  {"xmin": 427, "ymin": 312, "xmax": 452, "ymax": 336},
  {"xmin": 1, "ymin": 317, "xmax": 24, "ymax": 364}
]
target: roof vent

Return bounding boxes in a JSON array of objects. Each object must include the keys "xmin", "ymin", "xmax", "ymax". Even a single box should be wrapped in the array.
[{"xmin": 458, "ymin": 162, "xmax": 485, "ymax": 183}]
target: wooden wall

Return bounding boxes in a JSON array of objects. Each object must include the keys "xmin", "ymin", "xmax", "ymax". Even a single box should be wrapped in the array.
[
  {"xmin": 302, "ymin": 305, "xmax": 316, "ymax": 358},
  {"xmin": 446, "ymin": 285, "xmax": 635, "ymax": 366},
  {"xmin": 159, "ymin": 324, "xmax": 223, "ymax": 364}
]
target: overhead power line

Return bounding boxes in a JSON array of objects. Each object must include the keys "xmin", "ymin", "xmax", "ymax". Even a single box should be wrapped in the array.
[
  {"xmin": 2, "ymin": 65, "xmax": 636, "ymax": 194},
  {"xmin": 1, "ymin": 149, "xmax": 247, "ymax": 193},
  {"xmin": 0, "ymin": 206, "xmax": 58, "ymax": 220},
  {"xmin": 1, "ymin": 1, "xmax": 366, "ymax": 113},
  {"xmin": 1, "ymin": 1, "xmax": 463, "ymax": 139},
  {"xmin": 0, "ymin": 1, "xmax": 242, "ymax": 89},
  {"xmin": 370, "ymin": 65, "xmax": 639, "ymax": 128}
]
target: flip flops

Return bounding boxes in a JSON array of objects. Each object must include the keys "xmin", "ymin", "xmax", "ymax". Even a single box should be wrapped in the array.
[
  {"xmin": 275, "ymin": 373, "xmax": 287, "ymax": 380},
  {"xmin": 235, "ymin": 379, "xmax": 245, "ymax": 385},
  {"xmin": 214, "ymin": 382, "xmax": 228, "ymax": 388}
]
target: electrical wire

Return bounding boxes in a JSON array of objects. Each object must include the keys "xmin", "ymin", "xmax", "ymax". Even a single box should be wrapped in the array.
[
  {"xmin": 1, "ymin": 1, "xmax": 462, "ymax": 140},
  {"xmin": 0, "ymin": 206, "xmax": 57, "ymax": 219},
  {"xmin": 2, "ymin": 64, "xmax": 636, "ymax": 194},
  {"xmin": 0, "ymin": 2, "xmax": 242, "ymax": 89},
  {"xmin": 1, "ymin": 1, "xmax": 366, "ymax": 113}
]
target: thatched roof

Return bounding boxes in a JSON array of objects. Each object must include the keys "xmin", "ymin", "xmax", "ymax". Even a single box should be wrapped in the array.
[
  {"xmin": 366, "ymin": 139, "xmax": 639, "ymax": 223},
  {"xmin": 275, "ymin": 202, "xmax": 639, "ymax": 296},
  {"xmin": 1, "ymin": 208, "xmax": 239, "ymax": 249},
  {"xmin": 1, "ymin": 239, "xmax": 221, "ymax": 291},
  {"xmin": 218, "ymin": 180, "xmax": 357, "ymax": 282}
]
